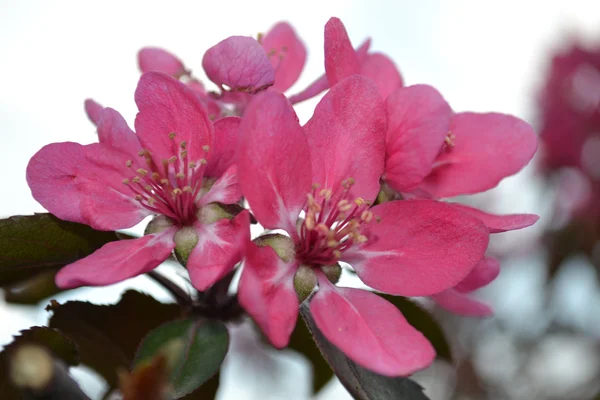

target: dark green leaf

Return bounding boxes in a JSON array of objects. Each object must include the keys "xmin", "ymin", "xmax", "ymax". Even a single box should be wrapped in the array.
[
  {"xmin": 287, "ymin": 315, "xmax": 334, "ymax": 394},
  {"xmin": 48, "ymin": 290, "xmax": 182, "ymax": 390},
  {"xmin": 4, "ymin": 268, "xmax": 62, "ymax": 304},
  {"xmin": 0, "ymin": 326, "xmax": 81, "ymax": 400},
  {"xmin": 0, "ymin": 213, "xmax": 120, "ymax": 270},
  {"xmin": 134, "ymin": 318, "xmax": 229, "ymax": 399},
  {"xmin": 299, "ymin": 304, "xmax": 430, "ymax": 400},
  {"xmin": 378, "ymin": 294, "xmax": 452, "ymax": 362}
]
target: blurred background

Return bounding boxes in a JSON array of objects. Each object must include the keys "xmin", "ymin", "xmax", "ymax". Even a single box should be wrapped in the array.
[{"xmin": 1, "ymin": 0, "xmax": 600, "ymax": 398}]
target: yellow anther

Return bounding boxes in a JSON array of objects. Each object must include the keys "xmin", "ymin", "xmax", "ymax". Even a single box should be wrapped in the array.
[
  {"xmin": 172, "ymin": 188, "xmax": 182, "ymax": 195},
  {"xmin": 152, "ymin": 172, "xmax": 161, "ymax": 181},
  {"xmin": 176, "ymin": 173, "xmax": 185, "ymax": 179},
  {"xmin": 183, "ymin": 186, "xmax": 193, "ymax": 193},
  {"xmin": 355, "ymin": 197, "xmax": 365, "ymax": 206},
  {"xmin": 445, "ymin": 131, "xmax": 456, "ymax": 147},
  {"xmin": 168, "ymin": 156, "xmax": 177, "ymax": 164},
  {"xmin": 361, "ymin": 210, "xmax": 374, "ymax": 223},
  {"xmin": 188, "ymin": 161, "xmax": 197, "ymax": 168},
  {"xmin": 319, "ymin": 188, "xmax": 332, "ymax": 200},
  {"xmin": 333, "ymin": 250, "xmax": 342, "ymax": 259},
  {"xmin": 180, "ymin": 141, "xmax": 187, "ymax": 149},
  {"xmin": 180, "ymin": 150, "xmax": 188, "ymax": 159},
  {"xmin": 135, "ymin": 194, "xmax": 143, "ymax": 201},
  {"xmin": 315, "ymin": 223, "xmax": 330, "ymax": 236},
  {"xmin": 147, "ymin": 197, "xmax": 156, "ymax": 206},
  {"xmin": 125, "ymin": 160, "xmax": 133, "ymax": 168},
  {"xmin": 144, "ymin": 185, "xmax": 152, "ymax": 191},
  {"xmin": 327, "ymin": 239, "xmax": 339, "ymax": 248},
  {"xmin": 312, "ymin": 183, "xmax": 321, "ymax": 190},
  {"xmin": 305, "ymin": 215, "xmax": 315, "ymax": 230},
  {"xmin": 136, "ymin": 168, "xmax": 148, "ymax": 176},
  {"xmin": 132, "ymin": 177, "xmax": 141, "ymax": 183},
  {"xmin": 122, "ymin": 179, "xmax": 130, "ymax": 185},
  {"xmin": 169, "ymin": 132, "xmax": 176, "ymax": 140},
  {"xmin": 355, "ymin": 235, "xmax": 368, "ymax": 244},
  {"xmin": 202, "ymin": 145, "xmax": 210, "ymax": 152},
  {"xmin": 337, "ymin": 200, "xmax": 353, "ymax": 212},
  {"xmin": 145, "ymin": 157, "xmax": 153, "ymax": 165},
  {"xmin": 199, "ymin": 158, "xmax": 208, "ymax": 165},
  {"xmin": 342, "ymin": 177, "xmax": 355, "ymax": 188},
  {"xmin": 138, "ymin": 149, "xmax": 149, "ymax": 157},
  {"xmin": 160, "ymin": 178, "xmax": 169, "ymax": 185},
  {"xmin": 375, "ymin": 216, "xmax": 382, "ymax": 223}
]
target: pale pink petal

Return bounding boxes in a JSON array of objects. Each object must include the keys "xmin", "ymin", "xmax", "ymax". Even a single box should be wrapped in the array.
[
  {"xmin": 304, "ymin": 75, "xmax": 386, "ymax": 201},
  {"xmin": 77, "ymin": 182, "xmax": 152, "ymax": 231},
  {"xmin": 84, "ymin": 99, "xmax": 104, "ymax": 126},
  {"xmin": 134, "ymin": 72, "xmax": 213, "ymax": 164},
  {"xmin": 202, "ymin": 36, "xmax": 275, "ymax": 93},
  {"xmin": 360, "ymin": 52, "xmax": 403, "ymax": 99},
  {"xmin": 187, "ymin": 211, "xmax": 250, "ymax": 291},
  {"xmin": 288, "ymin": 74, "xmax": 329, "ymax": 104},
  {"xmin": 384, "ymin": 85, "xmax": 452, "ymax": 193},
  {"xmin": 138, "ymin": 47, "xmax": 187, "ymax": 78},
  {"xmin": 238, "ymin": 91, "xmax": 311, "ymax": 233},
  {"xmin": 449, "ymin": 203, "xmax": 540, "ymax": 233},
  {"xmin": 205, "ymin": 116, "xmax": 241, "ymax": 178},
  {"xmin": 26, "ymin": 142, "xmax": 87, "ymax": 223},
  {"xmin": 344, "ymin": 200, "xmax": 489, "ymax": 296},
  {"xmin": 262, "ymin": 22, "xmax": 307, "ymax": 92},
  {"xmin": 454, "ymin": 257, "xmax": 500, "ymax": 293},
  {"xmin": 421, "ymin": 112, "xmax": 538, "ymax": 197},
  {"xmin": 197, "ymin": 165, "xmax": 241, "ymax": 206},
  {"xmin": 310, "ymin": 276, "xmax": 435, "ymax": 376},
  {"xmin": 431, "ymin": 289, "xmax": 493, "ymax": 317},
  {"xmin": 55, "ymin": 229, "xmax": 177, "ymax": 289},
  {"xmin": 238, "ymin": 241, "xmax": 299, "ymax": 348},
  {"xmin": 97, "ymin": 107, "xmax": 141, "ymax": 156},
  {"xmin": 324, "ymin": 17, "xmax": 360, "ymax": 86}
]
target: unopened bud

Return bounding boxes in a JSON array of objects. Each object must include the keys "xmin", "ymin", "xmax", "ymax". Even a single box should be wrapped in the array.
[
  {"xmin": 320, "ymin": 263, "xmax": 342, "ymax": 284},
  {"xmin": 173, "ymin": 227, "xmax": 199, "ymax": 267},
  {"xmin": 294, "ymin": 265, "xmax": 317, "ymax": 303}
]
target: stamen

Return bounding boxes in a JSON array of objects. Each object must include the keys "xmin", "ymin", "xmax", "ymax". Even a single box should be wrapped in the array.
[
  {"xmin": 169, "ymin": 132, "xmax": 176, "ymax": 140},
  {"xmin": 361, "ymin": 210, "xmax": 373, "ymax": 223},
  {"xmin": 136, "ymin": 168, "xmax": 148, "ymax": 176},
  {"xmin": 202, "ymin": 145, "xmax": 210, "ymax": 152},
  {"xmin": 445, "ymin": 131, "xmax": 456, "ymax": 147},
  {"xmin": 132, "ymin": 177, "xmax": 141, "ymax": 183},
  {"xmin": 122, "ymin": 179, "xmax": 130, "ymax": 185},
  {"xmin": 168, "ymin": 156, "xmax": 177, "ymax": 164},
  {"xmin": 125, "ymin": 160, "xmax": 133, "ymax": 168},
  {"xmin": 180, "ymin": 141, "xmax": 187, "ymax": 149}
]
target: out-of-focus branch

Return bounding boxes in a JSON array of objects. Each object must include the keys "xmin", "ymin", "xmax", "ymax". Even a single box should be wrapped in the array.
[
  {"xmin": 9, "ymin": 344, "xmax": 90, "ymax": 400},
  {"xmin": 147, "ymin": 270, "xmax": 192, "ymax": 306}
]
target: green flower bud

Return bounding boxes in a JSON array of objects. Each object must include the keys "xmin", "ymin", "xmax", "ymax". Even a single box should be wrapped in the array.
[
  {"xmin": 173, "ymin": 227, "xmax": 199, "ymax": 267},
  {"xmin": 294, "ymin": 265, "xmax": 317, "ymax": 303},
  {"xmin": 320, "ymin": 263, "xmax": 342, "ymax": 284}
]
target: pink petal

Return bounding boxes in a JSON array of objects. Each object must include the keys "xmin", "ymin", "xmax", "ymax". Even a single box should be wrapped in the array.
[
  {"xmin": 303, "ymin": 75, "xmax": 386, "ymax": 201},
  {"xmin": 344, "ymin": 199, "xmax": 489, "ymax": 296},
  {"xmin": 187, "ymin": 210, "xmax": 250, "ymax": 291},
  {"xmin": 238, "ymin": 91, "xmax": 311, "ymax": 233},
  {"xmin": 262, "ymin": 22, "xmax": 307, "ymax": 92},
  {"xmin": 324, "ymin": 17, "xmax": 360, "ymax": 86},
  {"xmin": 421, "ymin": 112, "xmax": 538, "ymax": 197},
  {"xmin": 384, "ymin": 85, "xmax": 452, "ymax": 193},
  {"xmin": 26, "ymin": 142, "xmax": 87, "ymax": 223},
  {"xmin": 431, "ymin": 289, "xmax": 493, "ymax": 317},
  {"xmin": 84, "ymin": 99, "xmax": 104, "ymax": 126},
  {"xmin": 134, "ymin": 72, "xmax": 214, "ymax": 164},
  {"xmin": 454, "ymin": 257, "xmax": 500, "ymax": 293},
  {"xmin": 310, "ymin": 277, "xmax": 435, "ymax": 376},
  {"xmin": 202, "ymin": 36, "xmax": 275, "ymax": 93},
  {"xmin": 97, "ymin": 107, "xmax": 141, "ymax": 156},
  {"xmin": 238, "ymin": 241, "xmax": 299, "ymax": 348},
  {"xmin": 360, "ymin": 52, "xmax": 403, "ymax": 99},
  {"xmin": 138, "ymin": 47, "xmax": 187, "ymax": 78},
  {"xmin": 55, "ymin": 229, "xmax": 176, "ymax": 289},
  {"xmin": 288, "ymin": 74, "xmax": 329, "ymax": 104},
  {"xmin": 205, "ymin": 116, "xmax": 241, "ymax": 178},
  {"xmin": 197, "ymin": 165, "xmax": 241, "ymax": 206},
  {"xmin": 449, "ymin": 203, "xmax": 540, "ymax": 233},
  {"xmin": 77, "ymin": 181, "xmax": 152, "ymax": 231}
]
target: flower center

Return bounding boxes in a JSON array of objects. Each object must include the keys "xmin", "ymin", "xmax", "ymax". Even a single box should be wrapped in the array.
[
  {"xmin": 296, "ymin": 178, "xmax": 375, "ymax": 266},
  {"xmin": 122, "ymin": 132, "xmax": 210, "ymax": 225}
]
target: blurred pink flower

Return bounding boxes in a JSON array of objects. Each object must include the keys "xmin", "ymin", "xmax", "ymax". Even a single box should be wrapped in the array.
[
  {"xmin": 236, "ymin": 75, "xmax": 489, "ymax": 376},
  {"xmin": 27, "ymin": 72, "xmax": 249, "ymax": 290}
]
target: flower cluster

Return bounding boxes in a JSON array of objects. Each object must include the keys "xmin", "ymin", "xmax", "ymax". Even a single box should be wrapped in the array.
[{"xmin": 26, "ymin": 17, "xmax": 538, "ymax": 376}]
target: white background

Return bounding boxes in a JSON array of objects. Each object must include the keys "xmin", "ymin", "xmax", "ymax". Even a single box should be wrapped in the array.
[{"xmin": 1, "ymin": 0, "xmax": 600, "ymax": 399}]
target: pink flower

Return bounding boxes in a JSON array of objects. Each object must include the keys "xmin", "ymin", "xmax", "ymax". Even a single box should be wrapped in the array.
[
  {"xmin": 289, "ymin": 17, "xmax": 403, "ymax": 104},
  {"xmin": 27, "ymin": 72, "xmax": 249, "ymax": 290},
  {"xmin": 236, "ymin": 75, "xmax": 489, "ymax": 376}
]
